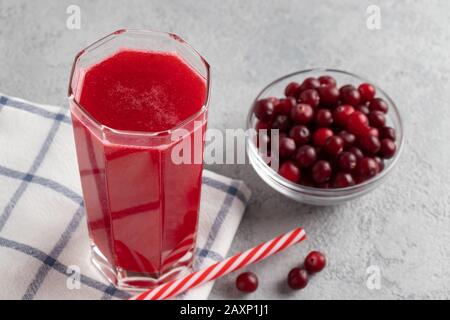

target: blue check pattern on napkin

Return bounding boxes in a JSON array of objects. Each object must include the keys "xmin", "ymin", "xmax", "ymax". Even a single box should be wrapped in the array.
[{"xmin": 0, "ymin": 94, "xmax": 251, "ymax": 300}]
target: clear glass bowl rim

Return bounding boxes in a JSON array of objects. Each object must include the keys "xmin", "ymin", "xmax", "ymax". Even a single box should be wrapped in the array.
[{"xmin": 246, "ymin": 68, "xmax": 404, "ymax": 197}]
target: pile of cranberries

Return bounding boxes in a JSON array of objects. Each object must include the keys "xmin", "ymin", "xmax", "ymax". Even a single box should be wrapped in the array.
[
  {"xmin": 236, "ymin": 251, "xmax": 326, "ymax": 293},
  {"xmin": 253, "ymin": 75, "xmax": 397, "ymax": 188}
]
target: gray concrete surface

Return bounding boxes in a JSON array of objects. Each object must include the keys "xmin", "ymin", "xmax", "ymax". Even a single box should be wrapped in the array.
[{"xmin": 1, "ymin": 0, "xmax": 450, "ymax": 299}]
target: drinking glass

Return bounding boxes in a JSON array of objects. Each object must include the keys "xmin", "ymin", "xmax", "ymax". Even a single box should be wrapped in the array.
[{"xmin": 68, "ymin": 30, "xmax": 210, "ymax": 290}]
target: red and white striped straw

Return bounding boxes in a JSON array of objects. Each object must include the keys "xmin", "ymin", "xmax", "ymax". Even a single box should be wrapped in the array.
[{"xmin": 130, "ymin": 227, "xmax": 306, "ymax": 300}]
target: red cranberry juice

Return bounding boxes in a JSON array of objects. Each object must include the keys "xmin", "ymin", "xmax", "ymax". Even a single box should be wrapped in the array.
[{"xmin": 71, "ymin": 50, "xmax": 207, "ymax": 277}]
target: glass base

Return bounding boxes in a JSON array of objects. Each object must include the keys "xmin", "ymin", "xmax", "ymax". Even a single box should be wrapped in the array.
[{"xmin": 90, "ymin": 244, "xmax": 193, "ymax": 291}]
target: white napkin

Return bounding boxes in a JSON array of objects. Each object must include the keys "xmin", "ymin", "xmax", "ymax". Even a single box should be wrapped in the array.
[{"xmin": 0, "ymin": 94, "xmax": 251, "ymax": 300}]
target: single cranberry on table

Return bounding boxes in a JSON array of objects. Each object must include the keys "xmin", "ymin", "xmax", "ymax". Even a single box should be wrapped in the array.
[
  {"xmin": 358, "ymin": 134, "xmax": 381, "ymax": 156},
  {"xmin": 379, "ymin": 126, "xmax": 396, "ymax": 141},
  {"xmin": 276, "ymin": 97, "xmax": 297, "ymax": 115},
  {"xmin": 312, "ymin": 128, "xmax": 334, "ymax": 147},
  {"xmin": 289, "ymin": 125, "xmax": 311, "ymax": 146},
  {"xmin": 278, "ymin": 136, "xmax": 297, "ymax": 158},
  {"xmin": 236, "ymin": 272, "xmax": 259, "ymax": 293},
  {"xmin": 337, "ymin": 151, "xmax": 357, "ymax": 172},
  {"xmin": 318, "ymin": 85, "xmax": 340, "ymax": 106},
  {"xmin": 304, "ymin": 251, "xmax": 327, "ymax": 273},
  {"xmin": 358, "ymin": 83, "xmax": 376, "ymax": 102},
  {"xmin": 333, "ymin": 105, "xmax": 355, "ymax": 127},
  {"xmin": 338, "ymin": 130, "xmax": 356, "ymax": 148},
  {"xmin": 379, "ymin": 138, "xmax": 397, "ymax": 159},
  {"xmin": 279, "ymin": 161, "xmax": 301, "ymax": 183},
  {"xmin": 356, "ymin": 157, "xmax": 379, "ymax": 178},
  {"xmin": 333, "ymin": 172, "xmax": 356, "ymax": 188},
  {"xmin": 290, "ymin": 103, "xmax": 314, "ymax": 125},
  {"xmin": 318, "ymin": 75, "xmax": 336, "ymax": 87},
  {"xmin": 312, "ymin": 160, "xmax": 332, "ymax": 183},
  {"xmin": 294, "ymin": 145, "xmax": 317, "ymax": 168},
  {"xmin": 369, "ymin": 98, "xmax": 388, "ymax": 113},
  {"xmin": 300, "ymin": 77, "xmax": 321, "ymax": 91},
  {"xmin": 271, "ymin": 115, "xmax": 291, "ymax": 132},
  {"xmin": 285, "ymin": 82, "xmax": 301, "ymax": 98},
  {"xmin": 346, "ymin": 111, "xmax": 370, "ymax": 135},
  {"xmin": 287, "ymin": 268, "xmax": 308, "ymax": 290},
  {"xmin": 369, "ymin": 110, "xmax": 386, "ymax": 128},
  {"xmin": 324, "ymin": 135, "xmax": 344, "ymax": 157},
  {"xmin": 315, "ymin": 109, "xmax": 334, "ymax": 127},
  {"xmin": 254, "ymin": 98, "xmax": 275, "ymax": 121},
  {"xmin": 299, "ymin": 89, "xmax": 320, "ymax": 108}
]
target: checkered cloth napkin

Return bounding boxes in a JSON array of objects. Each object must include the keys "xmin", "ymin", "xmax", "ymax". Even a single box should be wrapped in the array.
[{"xmin": 0, "ymin": 94, "xmax": 251, "ymax": 300}]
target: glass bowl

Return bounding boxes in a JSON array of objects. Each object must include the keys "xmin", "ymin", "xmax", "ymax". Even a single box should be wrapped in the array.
[{"xmin": 246, "ymin": 69, "xmax": 404, "ymax": 206}]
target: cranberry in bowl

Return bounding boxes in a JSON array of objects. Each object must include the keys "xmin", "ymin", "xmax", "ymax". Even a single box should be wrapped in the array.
[{"xmin": 246, "ymin": 69, "xmax": 403, "ymax": 205}]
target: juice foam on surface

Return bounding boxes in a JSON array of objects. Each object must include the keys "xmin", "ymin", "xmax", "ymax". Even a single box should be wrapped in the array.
[{"xmin": 79, "ymin": 49, "xmax": 206, "ymax": 132}]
